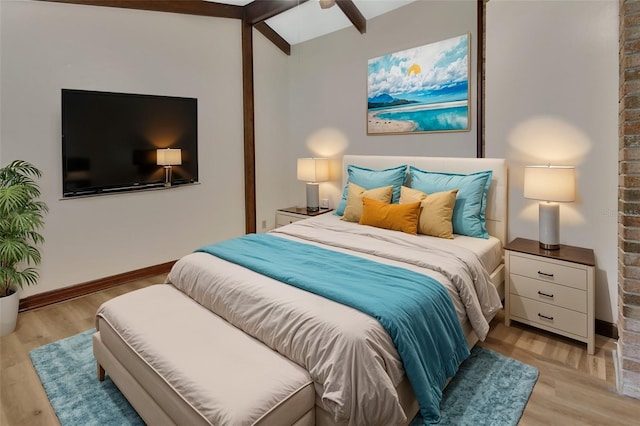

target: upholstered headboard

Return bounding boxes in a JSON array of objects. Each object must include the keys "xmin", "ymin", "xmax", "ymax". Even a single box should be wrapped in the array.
[{"xmin": 342, "ymin": 155, "xmax": 508, "ymax": 245}]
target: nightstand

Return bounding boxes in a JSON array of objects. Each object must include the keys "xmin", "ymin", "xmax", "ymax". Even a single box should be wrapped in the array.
[
  {"xmin": 504, "ymin": 238, "xmax": 595, "ymax": 355},
  {"xmin": 275, "ymin": 206, "xmax": 333, "ymax": 227}
]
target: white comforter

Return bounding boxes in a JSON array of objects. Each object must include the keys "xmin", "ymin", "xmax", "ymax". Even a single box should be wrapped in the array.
[{"xmin": 167, "ymin": 215, "xmax": 502, "ymax": 425}]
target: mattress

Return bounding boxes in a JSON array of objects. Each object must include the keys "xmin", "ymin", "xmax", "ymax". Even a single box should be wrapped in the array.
[{"xmin": 441, "ymin": 234, "xmax": 502, "ymax": 273}]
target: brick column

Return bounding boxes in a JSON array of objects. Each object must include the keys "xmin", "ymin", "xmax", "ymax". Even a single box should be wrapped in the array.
[{"xmin": 619, "ymin": 0, "xmax": 640, "ymax": 400}]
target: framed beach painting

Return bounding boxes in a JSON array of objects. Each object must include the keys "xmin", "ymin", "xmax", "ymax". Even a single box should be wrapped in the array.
[{"xmin": 367, "ymin": 33, "xmax": 470, "ymax": 135}]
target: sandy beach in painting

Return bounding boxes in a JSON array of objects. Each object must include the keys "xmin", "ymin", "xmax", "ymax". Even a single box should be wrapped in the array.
[
  {"xmin": 367, "ymin": 112, "xmax": 417, "ymax": 133},
  {"xmin": 367, "ymin": 100, "xmax": 468, "ymax": 133}
]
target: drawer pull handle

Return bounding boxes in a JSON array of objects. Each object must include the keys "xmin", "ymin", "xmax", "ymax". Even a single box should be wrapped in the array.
[
  {"xmin": 537, "ymin": 271, "xmax": 554, "ymax": 278},
  {"xmin": 537, "ymin": 291, "xmax": 554, "ymax": 298},
  {"xmin": 538, "ymin": 313, "xmax": 554, "ymax": 321}
]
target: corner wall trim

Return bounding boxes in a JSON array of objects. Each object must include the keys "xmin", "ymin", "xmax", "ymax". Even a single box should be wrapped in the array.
[
  {"xmin": 18, "ymin": 261, "xmax": 176, "ymax": 312},
  {"xmin": 595, "ymin": 319, "xmax": 619, "ymax": 340}
]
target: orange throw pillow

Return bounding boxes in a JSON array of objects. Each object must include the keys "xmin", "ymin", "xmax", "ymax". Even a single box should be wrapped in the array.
[{"xmin": 359, "ymin": 197, "xmax": 420, "ymax": 235}]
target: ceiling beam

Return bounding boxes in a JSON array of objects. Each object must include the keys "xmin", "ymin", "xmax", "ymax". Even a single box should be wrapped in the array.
[
  {"xmin": 38, "ymin": 0, "xmax": 294, "ymax": 55},
  {"xmin": 244, "ymin": 0, "xmax": 308, "ymax": 25},
  {"xmin": 37, "ymin": 0, "xmax": 245, "ymax": 19},
  {"xmin": 254, "ymin": 22, "xmax": 291, "ymax": 55},
  {"xmin": 336, "ymin": 0, "xmax": 365, "ymax": 34}
]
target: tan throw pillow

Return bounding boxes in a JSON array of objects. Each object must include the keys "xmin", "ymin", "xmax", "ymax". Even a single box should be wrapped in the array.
[
  {"xmin": 359, "ymin": 197, "xmax": 421, "ymax": 235},
  {"xmin": 400, "ymin": 186, "xmax": 458, "ymax": 239},
  {"xmin": 400, "ymin": 186, "xmax": 428, "ymax": 204},
  {"xmin": 341, "ymin": 182, "xmax": 393, "ymax": 222}
]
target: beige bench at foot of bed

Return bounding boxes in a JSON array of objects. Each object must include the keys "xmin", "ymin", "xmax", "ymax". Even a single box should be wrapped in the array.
[{"xmin": 92, "ymin": 284, "xmax": 315, "ymax": 426}]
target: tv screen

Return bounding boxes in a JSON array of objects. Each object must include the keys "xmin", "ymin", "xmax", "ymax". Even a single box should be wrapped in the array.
[{"xmin": 62, "ymin": 89, "xmax": 198, "ymax": 197}]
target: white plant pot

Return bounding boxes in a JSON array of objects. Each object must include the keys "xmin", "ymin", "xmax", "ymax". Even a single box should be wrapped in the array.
[{"xmin": 0, "ymin": 290, "xmax": 19, "ymax": 336}]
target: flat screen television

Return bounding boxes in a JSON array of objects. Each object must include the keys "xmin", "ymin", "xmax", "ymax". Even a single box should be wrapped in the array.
[{"xmin": 62, "ymin": 89, "xmax": 198, "ymax": 198}]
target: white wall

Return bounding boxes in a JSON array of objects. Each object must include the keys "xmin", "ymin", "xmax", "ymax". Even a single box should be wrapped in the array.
[
  {"xmin": 0, "ymin": 1, "xmax": 2, "ymax": 165},
  {"xmin": 1, "ymin": 1, "xmax": 246, "ymax": 297},
  {"xmin": 253, "ymin": 30, "xmax": 293, "ymax": 232},
  {"xmin": 485, "ymin": 0, "xmax": 619, "ymax": 323},
  {"xmin": 287, "ymin": 0, "xmax": 478, "ymax": 209}
]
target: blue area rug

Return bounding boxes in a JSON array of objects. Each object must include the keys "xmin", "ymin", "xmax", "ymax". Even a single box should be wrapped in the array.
[
  {"xmin": 29, "ymin": 329, "xmax": 143, "ymax": 426},
  {"xmin": 412, "ymin": 345, "xmax": 539, "ymax": 425},
  {"xmin": 30, "ymin": 329, "xmax": 538, "ymax": 426}
]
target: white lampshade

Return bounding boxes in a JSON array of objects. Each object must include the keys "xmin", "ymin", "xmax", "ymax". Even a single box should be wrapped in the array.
[
  {"xmin": 156, "ymin": 148, "xmax": 182, "ymax": 166},
  {"xmin": 297, "ymin": 158, "xmax": 329, "ymax": 183},
  {"xmin": 524, "ymin": 165, "xmax": 575, "ymax": 202}
]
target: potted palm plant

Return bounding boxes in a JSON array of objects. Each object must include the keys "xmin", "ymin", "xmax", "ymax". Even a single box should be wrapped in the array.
[{"xmin": 0, "ymin": 160, "xmax": 48, "ymax": 336}]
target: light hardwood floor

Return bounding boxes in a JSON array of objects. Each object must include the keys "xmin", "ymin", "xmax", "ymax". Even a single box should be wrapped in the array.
[{"xmin": 1, "ymin": 276, "xmax": 639, "ymax": 425}]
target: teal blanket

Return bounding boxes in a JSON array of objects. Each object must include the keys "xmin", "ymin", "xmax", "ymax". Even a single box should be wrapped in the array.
[{"xmin": 196, "ymin": 234, "xmax": 469, "ymax": 424}]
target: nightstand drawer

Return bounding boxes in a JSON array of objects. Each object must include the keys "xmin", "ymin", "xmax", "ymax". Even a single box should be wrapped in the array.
[
  {"xmin": 510, "ymin": 296, "xmax": 587, "ymax": 337},
  {"xmin": 275, "ymin": 207, "xmax": 333, "ymax": 228},
  {"xmin": 510, "ymin": 275, "xmax": 587, "ymax": 313},
  {"xmin": 510, "ymin": 254, "xmax": 587, "ymax": 290},
  {"xmin": 275, "ymin": 213, "xmax": 303, "ymax": 227}
]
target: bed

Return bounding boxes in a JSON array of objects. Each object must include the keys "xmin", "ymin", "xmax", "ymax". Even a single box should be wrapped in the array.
[{"xmin": 93, "ymin": 155, "xmax": 507, "ymax": 426}]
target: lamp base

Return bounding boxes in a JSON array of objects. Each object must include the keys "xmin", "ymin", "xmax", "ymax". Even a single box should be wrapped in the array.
[
  {"xmin": 164, "ymin": 166, "xmax": 172, "ymax": 188},
  {"xmin": 306, "ymin": 182, "xmax": 319, "ymax": 212},
  {"xmin": 539, "ymin": 202, "xmax": 560, "ymax": 250},
  {"xmin": 539, "ymin": 241, "xmax": 560, "ymax": 250}
]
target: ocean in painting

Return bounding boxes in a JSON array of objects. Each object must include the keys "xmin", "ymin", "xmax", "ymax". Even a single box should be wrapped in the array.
[
  {"xmin": 373, "ymin": 102, "xmax": 468, "ymax": 132},
  {"xmin": 367, "ymin": 80, "xmax": 469, "ymax": 133}
]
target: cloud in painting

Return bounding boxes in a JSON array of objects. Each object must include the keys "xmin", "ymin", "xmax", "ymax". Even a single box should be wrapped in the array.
[{"xmin": 368, "ymin": 34, "xmax": 469, "ymax": 100}]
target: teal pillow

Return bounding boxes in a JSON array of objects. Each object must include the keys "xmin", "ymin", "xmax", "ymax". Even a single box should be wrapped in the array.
[
  {"xmin": 409, "ymin": 167, "xmax": 492, "ymax": 239},
  {"xmin": 335, "ymin": 164, "xmax": 407, "ymax": 216}
]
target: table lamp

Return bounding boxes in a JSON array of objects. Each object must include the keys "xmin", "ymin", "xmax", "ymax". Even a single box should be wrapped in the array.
[
  {"xmin": 157, "ymin": 148, "xmax": 182, "ymax": 187},
  {"xmin": 524, "ymin": 165, "xmax": 576, "ymax": 250},
  {"xmin": 297, "ymin": 158, "xmax": 329, "ymax": 212}
]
